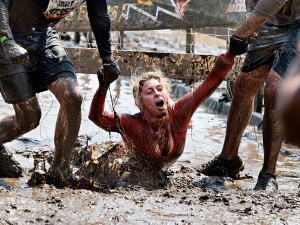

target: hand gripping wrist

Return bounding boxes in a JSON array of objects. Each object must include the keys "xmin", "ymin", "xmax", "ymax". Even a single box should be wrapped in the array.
[{"xmin": 229, "ymin": 34, "xmax": 248, "ymax": 56}]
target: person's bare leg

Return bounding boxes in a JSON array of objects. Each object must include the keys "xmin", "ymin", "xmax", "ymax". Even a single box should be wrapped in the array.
[
  {"xmin": 253, "ymin": 70, "xmax": 283, "ymax": 191},
  {"xmin": 261, "ymin": 70, "xmax": 283, "ymax": 174},
  {"xmin": 200, "ymin": 64, "xmax": 272, "ymax": 177},
  {"xmin": 221, "ymin": 64, "xmax": 271, "ymax": 159},
  {"xmin": 0, "ymin": 96, "xmax": 41, "ymax": 177},
  {"xmin": 47, "ymin": 77, "xmax": 82, "ymax": 174},
  {"xmin": 0, "ymin": 97, "xmax": 41, "ymax": 143}
]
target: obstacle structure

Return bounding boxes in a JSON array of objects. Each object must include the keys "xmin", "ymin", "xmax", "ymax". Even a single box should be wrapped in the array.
[{"xmin": 58, "ymin": 0, "xmax": 246, "ymax": 80}]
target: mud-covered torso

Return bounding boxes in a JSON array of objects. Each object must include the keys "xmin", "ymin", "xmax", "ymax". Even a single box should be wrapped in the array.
[
  {"xmin": 9, "ymin": 0, "xmax": 84, "ymax": 33},
  {"xmin": 117, "ymin": 107, "xmax": 188, "ymax": 171}
]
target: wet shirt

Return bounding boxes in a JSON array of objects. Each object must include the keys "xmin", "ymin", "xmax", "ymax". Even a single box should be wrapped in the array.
[
  {"xmin": 90, "ymin": 53, "xmax": 234, "ymax": 170},
  {"xmin": 93, "ymin": 83, "xmax": 213, "ymax": 169},
  {"xmin": 8, "ymin": 0, "xmax": 111, "ymax": 57}
]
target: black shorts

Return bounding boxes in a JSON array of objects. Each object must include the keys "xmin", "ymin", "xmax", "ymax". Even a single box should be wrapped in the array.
[
  {"xmin": 242, "ymin": 21, "xmax": 300, "ymax": 77},
  {"xmin": 0, "ymin": 28, "xmax": 76, "ymax": 104}
]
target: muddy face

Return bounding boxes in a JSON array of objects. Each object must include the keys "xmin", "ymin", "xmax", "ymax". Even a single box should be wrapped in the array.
[{"xmin": 140, "ymin": 78, "xmax": 169, "ymax": 117}]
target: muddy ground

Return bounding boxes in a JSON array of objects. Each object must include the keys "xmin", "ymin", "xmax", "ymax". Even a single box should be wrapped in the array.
[
  {"xmin": 1, "ymin": 32, "xmax": 300, "ymax": 224},
  {"xmin": 1, "ymin": 76, "xmax": 300, "ymax": 224},
  {"xmin": 1, "ymin": 166, "xmax": 300, "ymax": 224}
]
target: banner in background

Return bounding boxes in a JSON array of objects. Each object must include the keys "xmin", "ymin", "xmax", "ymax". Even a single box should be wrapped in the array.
[{"xmin": 56, "ymin": 0, "xmax": 246, "ymax": 32}]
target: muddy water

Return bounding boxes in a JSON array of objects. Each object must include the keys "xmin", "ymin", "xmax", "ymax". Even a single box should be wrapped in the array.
[{"xmin": 1, "ymin": 75, "xmax": 300, "ymax": 224}]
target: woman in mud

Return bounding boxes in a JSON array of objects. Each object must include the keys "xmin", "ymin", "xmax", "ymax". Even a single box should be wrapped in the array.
[{"xmin": 88, "ymin": 51, "xmax": 236, "ymax": 185}]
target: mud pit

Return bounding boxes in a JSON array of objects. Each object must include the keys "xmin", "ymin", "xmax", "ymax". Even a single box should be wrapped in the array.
[{"xmin": 1, "ymin": 75, "xmax": 300, "ymax": 224}]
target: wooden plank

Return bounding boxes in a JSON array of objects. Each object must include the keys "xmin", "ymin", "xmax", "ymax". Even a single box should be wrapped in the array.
[
  {"xmin": 65, "ymin": 47, "xmax": 244, "ymax": 80},
  {"xmin": 56, "ymin": 0, "xmax": 246, "ymax": 32}
]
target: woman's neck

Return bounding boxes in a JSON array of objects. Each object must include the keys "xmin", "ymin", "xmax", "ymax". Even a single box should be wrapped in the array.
[{"xmin": 143, "ymin": 111, "xmax": 168, "ymax": 131}]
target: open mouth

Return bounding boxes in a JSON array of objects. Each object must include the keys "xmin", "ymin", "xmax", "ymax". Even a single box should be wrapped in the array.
[{"xmin": 155, "ymin": 99, "xmax": 164, "ymax": 108}]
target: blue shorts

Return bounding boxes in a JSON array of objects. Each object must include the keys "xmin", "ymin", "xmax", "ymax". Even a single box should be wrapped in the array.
[
  {"xmin": 0, "ymin": 28, "xmax": 76, "ymax": 104},
  {"xmin": 242, "ymin": 21, "xmax": 300, "ymax": 77}
]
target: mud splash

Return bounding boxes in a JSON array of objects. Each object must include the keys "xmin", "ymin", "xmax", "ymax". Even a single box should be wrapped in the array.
[{"xmin": 1, "ymin": 75, "xmax": 300, "ymax": 223}]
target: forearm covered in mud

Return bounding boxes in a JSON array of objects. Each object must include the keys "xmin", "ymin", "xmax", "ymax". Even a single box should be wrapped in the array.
[
  {"xmin": 88, "ymin": 86, "xmax": 119, "ymax": 132},
  {"xmin": 86, "ymin": 0, "xmax": 112, "ymax": 58},
  {"xmin": 235, "ymin": 0, "xmax": 287, "ymax": 38},
  {"xmin": 234, "ymin": 14, "xmax": 266, "ymax": 37}
]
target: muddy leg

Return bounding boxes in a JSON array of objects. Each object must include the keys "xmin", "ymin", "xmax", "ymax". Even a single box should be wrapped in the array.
[
  {"xmin": 0, "ymin": 96, "xmax": 41, "ymax": 143},
  {"xmin": 221, "ymin": 64, "xmax": 271, "ymax": 159},
  {"xmin": 47, "ymin": 77, "xmax": 82, "ymax": 173},
  {"xmin": 0, "ymin": 96, "xmax": 41, "ymax": 177},
  {"xmin": 262, "ymin": 70, "xmax": 283, "ymax": 174}
]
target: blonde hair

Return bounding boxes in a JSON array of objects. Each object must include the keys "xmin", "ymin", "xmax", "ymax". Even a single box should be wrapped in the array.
[{"xmin": 132, "ymin": 70, "xmax": 171, "ymax": 109}]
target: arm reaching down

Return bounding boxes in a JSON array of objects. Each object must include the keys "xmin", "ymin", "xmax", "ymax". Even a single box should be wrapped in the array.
[
  {"xmin": 86, "ymin": 0, "xmax": 111, "ymax": 58},
  {"xmin": 234, "ymin": 0, "xmax": 288, "ymax": 38},
  {"xmin": 229, "ymin": 0, "xmax": 289, "ymax": 56}
]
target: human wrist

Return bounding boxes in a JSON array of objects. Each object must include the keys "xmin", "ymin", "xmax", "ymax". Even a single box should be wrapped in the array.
[
  {"xmin": 229, "ymin": 34, "xmax": 248, "ymax": 56},
  {"xmin": 102, "ymin": 54, "xmax": 114, "ymax": 63},
  {"xmin": 245, "ymin": 12, "xmax": 252, "ymax": 19}
]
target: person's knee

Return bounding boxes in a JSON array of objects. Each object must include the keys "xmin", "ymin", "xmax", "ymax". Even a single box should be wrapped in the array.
[
  {"xmin": 62, "ymin": 90, "xmax": 83, "ymax": 110},
  {"xmin": 49, "ymin": 77, "xmax": 83, "ymax": 111},
  {"xmin": 16, "ymin": 107, "xmax": 41, "ymax": 132}
]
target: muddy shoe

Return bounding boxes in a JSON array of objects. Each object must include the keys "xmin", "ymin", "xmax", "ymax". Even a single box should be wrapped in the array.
[
  {"xmin": 198, "ymin": 155, "xmax": 244, "ymax": 179},
  {"xmin": 27, "ymin": 170, "xmax": 48, "ymax": 186},
  {"xmin": 0, "ymin": 144, "xmax": 22, "ymax": 178},
  {"xmin": 254, "ymin": 171, "xmax": 278, "ymax": 191},
  {"xmin": 45, "ymin": 167, "xmax": 79, "ymax": 188},
  {"xmin": 28, "ymin": 167, "xmax": 78, "ymax": 188}
]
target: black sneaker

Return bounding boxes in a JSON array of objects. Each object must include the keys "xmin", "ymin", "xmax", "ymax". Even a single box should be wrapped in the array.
[
  {"xmin": 28, "ymin": 167, "xmax": 78, "ymax": 189},
  {"xmin": 254, "ymin": 171, "xmax": 278, "ymax": 191},
  {"xmin": 0, "ymin": 144, "xmax": 22, "ymax": 178},
  {"xmin": 198, "ymin": 155, "xmax": 245, "ymax": 179},
  {"xmin": 46, "ymin": 167, "xmax": 79, "ymax": 188}
]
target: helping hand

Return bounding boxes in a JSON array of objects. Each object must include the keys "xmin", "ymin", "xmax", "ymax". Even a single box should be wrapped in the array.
[
  {"xmin": 2, "ymin": 39, "xmax": 28, "ymax": 64},
  {"xmin": 97, "ymin": 58, "xmax": 120, "ymax": 89}
]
